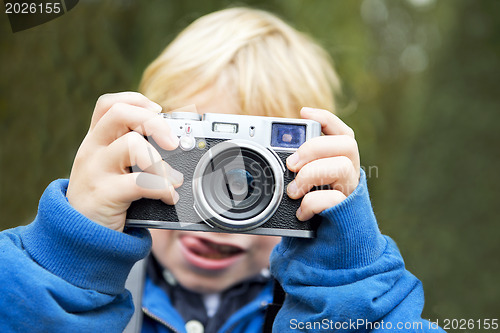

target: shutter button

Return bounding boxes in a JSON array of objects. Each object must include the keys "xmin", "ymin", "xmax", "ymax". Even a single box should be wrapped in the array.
[{"xmin": 185, "ymin": 320, "xmax": 204, "ymax": 333}]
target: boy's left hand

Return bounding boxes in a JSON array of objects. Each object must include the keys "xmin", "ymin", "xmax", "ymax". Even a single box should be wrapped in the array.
[{"xmin": 286, "ymin": 107, "xmax": 360, "ymax": 221}]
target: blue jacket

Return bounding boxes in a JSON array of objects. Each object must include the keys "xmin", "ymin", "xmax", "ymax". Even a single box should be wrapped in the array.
[
  {"xmin": 140, "ymin": 274, "xmax": 273, "ymax": 332},
  {"xmin": 0, "ymin": 170, "xmax": 445, "ymax": 332}
]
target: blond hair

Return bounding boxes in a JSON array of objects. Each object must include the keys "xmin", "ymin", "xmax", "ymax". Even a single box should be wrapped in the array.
[{"xmin": 140, "ymin": 7, "xmax": 340, "ymax": 118}]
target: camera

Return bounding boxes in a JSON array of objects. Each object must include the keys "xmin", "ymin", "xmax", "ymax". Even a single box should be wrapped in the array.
[{"xmin": 125, "ymin": 112, "xmax": 322, "ymax": 238}]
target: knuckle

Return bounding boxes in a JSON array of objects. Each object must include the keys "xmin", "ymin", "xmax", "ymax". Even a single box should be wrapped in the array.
[
  {"xmin": 123, "ymin": 91, "xmax": 141, "ymax": 97},
  {"xmin": 301, "ymin": 192, "xmax": 316, "ymax": 208},
  {"xmin": 298, "ymin": 138, "xmax": 313, "ymax": 154},
  {"xmin": 314, "ymin": 136, "xmax": 334, "ymax": 152},
  {"xmin": 121, "ymin": 91, "xmax": 146, "ymax": 101},
  {"xmin": 125, "ymin": 131, "xmax": 145, "ymax": 149},
  {"xmin": 96, "ymin": 93, "xmax": 112, "ymax": 105},
  {"xmin": 337, "ymin": 155, "xmax": 353, "ymax": 170},
  {"xmin": 346, "ymin": 127, "xmax": 355, "ymax": 138},
  {"xmin": 109, "ymin": 102, "xmax": 127, "ymax": 112},
  {"xmin": 106, "ymin": 103, "xmax": 130, "ymax": 120},
  {"xmin": 303, "ymin": 137, "xmax": 325, "ymax": 159},
  {"xmin": 332, "ymin": 190, "xmax": 347, "ymax": 202},
  {"xmin": 299, "ymin": 168, "xmax": 320, "ymax": 191},
  {"xmin": 324, "ymin": 109, "xmax": 337, "ymax": 122},
  {"xmin": 294, "ymin": 171, "xmax": 310, "ymax": 189},
  {"xmin": 342, "ymin": 135, "xmax": 358, "ymax": 151},
  {"xmin": 298, "ymin": 161, "xmax": 315, "ymax": 178},
  {"xmin": 318, "ymin": 108, "xmax": 330, "ymax": 116}
]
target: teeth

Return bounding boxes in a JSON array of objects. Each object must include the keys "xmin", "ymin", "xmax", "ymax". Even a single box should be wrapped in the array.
[
  {"xmin": 194, "ymin": 250, "xmax": 233, "ymax": 260},
  {"xmin": 212, "ymin": 244, "xmax": 240, "ymax": 254},
  {"xmin": 198, "ymin": 239, "xmax": 243, "ymax": 259},
  {"xmin": 204, "ymin": 253, "xmax": 227, "ymax": 259}
]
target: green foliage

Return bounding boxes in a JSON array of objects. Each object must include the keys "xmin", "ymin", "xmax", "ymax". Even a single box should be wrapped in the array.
[{"xmin": 1, "ymin": 0, "xmax": 499, "ymax": 328}]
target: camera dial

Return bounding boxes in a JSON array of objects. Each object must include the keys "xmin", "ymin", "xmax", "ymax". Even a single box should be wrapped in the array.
[{"xmin": 163, "ymin": 111, "xmax": 202, "ymax": 121}]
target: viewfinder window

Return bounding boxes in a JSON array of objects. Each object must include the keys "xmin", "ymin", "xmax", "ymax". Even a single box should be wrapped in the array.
[
  {"xmin": 271, "ymin": 123, "xmax": 306, "ymax": 148},
  {"xmin": 213, "ymin": 122, "xmax": 238, "ymax": 133}
]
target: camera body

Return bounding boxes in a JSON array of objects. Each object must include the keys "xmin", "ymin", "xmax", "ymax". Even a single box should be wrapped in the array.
[{"xmin": 126, "ymin": 112, "xmax": 322, "ymax": 238}]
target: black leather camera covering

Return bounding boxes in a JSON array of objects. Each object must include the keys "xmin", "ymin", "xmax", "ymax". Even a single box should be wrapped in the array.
[{"xmin": 126, "ymin": 138, "xmax": 320, "ymax": 236}]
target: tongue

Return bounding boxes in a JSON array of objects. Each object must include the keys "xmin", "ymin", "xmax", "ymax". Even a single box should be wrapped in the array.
[{"xmin": 182, "ymin": 236, "xmax": 223, "ymax": 256}]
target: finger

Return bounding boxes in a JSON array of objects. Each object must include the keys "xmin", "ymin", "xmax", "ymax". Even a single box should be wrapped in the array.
[
  {"xmin": 296, "ymin": 190, "xmax": 346, "ymax": 221},
  {"xmin": 103, "ymin": 131, "xmax": 183, "ymax": 187},
  {"xmin": 90, "ymin": 92, "xmax": 162, "ymax": 130},
  {"xmin": 286, "ymin": 135, "xmax": 360, "ymax": 174},
  {"xmin": 287, "ymin": 156, "xmax": 358, "ymax": 198},
  {"xmin": 103, "ymin": 173, "xmax": 180, "ymax": 206},
  {"xmin": 90, "ymin": 103, "xmax": 179, "ymax": 149},
  {"xmin": 300, "ymin": 107, "xmax": 355, "ymax": 138}
]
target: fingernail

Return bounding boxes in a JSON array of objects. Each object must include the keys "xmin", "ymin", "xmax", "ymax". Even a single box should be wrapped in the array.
[
  {"xmin": 148, "ymin": 101, "xmax": 163, "ymax": 112},
  {"xmin": 136, "ymin": 172, "xmax": 166, "ymax": 190},
  {"xmin": 300, "ymin": 107, "xmax": 315, "ymax": 114},
  {"xmin": 172, "ymin": 191, "xmax": 180, "ymax": 204},
  {"xmin": 287, "ymin": 180, "xmax": 298, "ymax": 197},
  {"xmin": 287, "ymin": 152, "xmax": 299, "ymax": 167},
  {"xmin": 169, "ymin": 169, "xmax": 184, "ymax": 185},
  {"xmin": 296, "ymin": 207, "xmax": 302, "ymax": 220}
]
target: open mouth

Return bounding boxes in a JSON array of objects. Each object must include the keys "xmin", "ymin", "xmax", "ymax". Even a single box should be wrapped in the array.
[
  {"xmin": 179, "ymin": 235, "xmax": 245, "ymax": 270},
  {"xmin": 194, "ymin": 238, "xmax": 244, "ymax": 259}
]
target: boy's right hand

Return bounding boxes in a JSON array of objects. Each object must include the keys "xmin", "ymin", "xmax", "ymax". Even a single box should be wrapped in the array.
[{"xmin": 66, "ymin": 92, "xmax": 183, "ymax": 232}]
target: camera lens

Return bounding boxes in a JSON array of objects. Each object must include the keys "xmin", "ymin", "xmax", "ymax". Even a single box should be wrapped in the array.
[
  {"xmin": 202, "ymin": 147, "xmax": 275, "ymax": 221},
  {"xmin": 226, "ymin": 169, "xmax": 254, "ymax": 197},
  {"xmin": 192, "ymin": 140, "xmax": 284, "ymax": 231}
]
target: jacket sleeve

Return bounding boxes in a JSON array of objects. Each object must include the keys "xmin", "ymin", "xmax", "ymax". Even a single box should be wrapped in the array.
[
  {"xmin": 269, "ymin": 170, "xmax": 445, "ymax": 332},
  {"xmin": 0, "ymin": 179, "xmax": 151, "ymax": 333}
]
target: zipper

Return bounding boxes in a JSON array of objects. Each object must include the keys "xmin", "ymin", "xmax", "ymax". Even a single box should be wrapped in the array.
[
  {"xmin": 142, "ymin": 307, "xmax": 182, "ymax": 333},
  {"xmin": 142, "ymin": 302, "xmax": 268, "ymax": 333}
]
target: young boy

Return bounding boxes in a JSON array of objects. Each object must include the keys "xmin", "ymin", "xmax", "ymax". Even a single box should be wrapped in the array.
[{"xmin": 0, "ymin": 8, "xmax": 444, "ymax": 333}]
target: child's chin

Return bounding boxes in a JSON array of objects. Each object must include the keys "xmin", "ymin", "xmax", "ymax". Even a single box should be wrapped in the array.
[{"xmin": 178, "ymin": 271, "xmax": 244, "ymax": 294}]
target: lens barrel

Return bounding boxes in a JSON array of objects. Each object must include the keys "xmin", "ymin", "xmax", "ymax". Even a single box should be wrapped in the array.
[{"xmin": 193, "ymin": 140, "xmax": 284, "ymax": 231}]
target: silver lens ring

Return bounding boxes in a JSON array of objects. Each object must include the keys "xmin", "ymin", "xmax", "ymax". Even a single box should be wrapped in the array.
[{"xmin": 192, "ymin": 139, "xmax": 284, "ymax": 231}]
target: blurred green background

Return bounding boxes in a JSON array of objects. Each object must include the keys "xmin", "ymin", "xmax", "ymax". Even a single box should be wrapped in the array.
[{"xmin": 1, "ymin": 0, "xmax": 499, "ymax": 330}]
